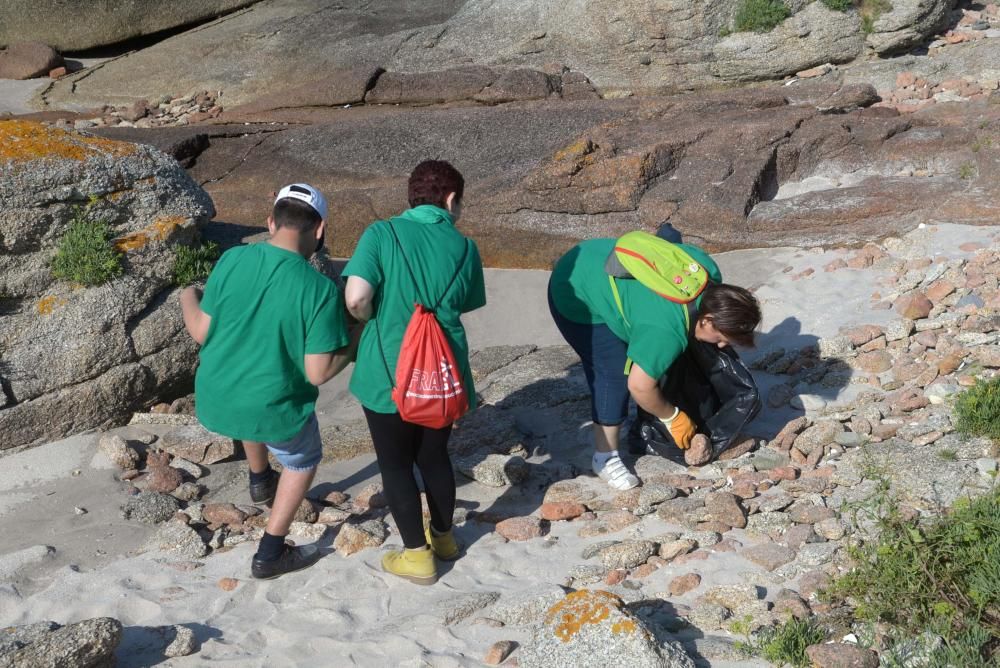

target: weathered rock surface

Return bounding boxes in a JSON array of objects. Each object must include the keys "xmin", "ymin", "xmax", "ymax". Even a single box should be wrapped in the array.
[
  {"xmin": 0, "ymin": 42, "xmax": 63, "ymax": 80},
  {"xmin": 0, "ymin": 1, "xmax": 261, "ymax": 51},
  {"xmin": 0, "ymin": 121, "xmax": 214, "ymax": 451},
  {"xmin": 865, "ymin": 0, "xmax": 957, "ymax": 55},
  {"xmin": 519, "ymin": 589, "xmax": 693, "ymax": 668},
  {"xmin": 0, "ymin": 617, "xmax": 122, "ymax": 667}
]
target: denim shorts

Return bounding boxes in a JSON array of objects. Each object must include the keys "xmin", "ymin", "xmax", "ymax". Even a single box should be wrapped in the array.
[
  {"xmin": 266, "ymin": 413, "xmax": 322, "ymax": 471},
  {"xmin": 547, "ymin": 286, "xmax": 630, "ymax": 426}
]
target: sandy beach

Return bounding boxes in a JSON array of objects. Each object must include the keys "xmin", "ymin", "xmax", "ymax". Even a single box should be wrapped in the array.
[{"xmin": 2, "ymin": 221, "xmax": 997, "ymax": 666}]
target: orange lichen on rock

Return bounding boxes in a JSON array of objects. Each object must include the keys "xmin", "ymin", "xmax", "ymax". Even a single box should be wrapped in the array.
[
  {"xmin": 0, "ymin": 120, "xmax": 135, "ymax": 164},
  {"xmin": 544, "ymin": 590, "xmax": 624, "ymax": 643},
  {"xmin": 611, "ymin": 619, "xmax": 637, "ymax": 635},
  {"xmin": 112, "ymin": 215, "xmax": 188, "ymax": 252},
  {"xmin": 37, "ymin": 295, "xmax": 67, "ymax": 315}
]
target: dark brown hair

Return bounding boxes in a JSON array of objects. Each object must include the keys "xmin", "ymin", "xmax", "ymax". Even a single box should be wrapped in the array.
[
  {"xmin": 699, "ymin": 283, "xmax": 762, "ymax": 348},
  {"xmin": 408, "ymin": 160, "xmax": 464, "ymax": 209},
  {"xmin": 273, "ymin": 198, "xmax": 321, "ymax": 231}
]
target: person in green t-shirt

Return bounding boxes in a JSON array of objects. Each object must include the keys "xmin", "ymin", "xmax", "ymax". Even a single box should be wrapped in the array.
[
  {"xmin": 548, "ymin": 236, "xmax": 761, "ymax": 490},
  {"xmin": 180, "ymin": 183, "xmax": 357, "ymax": 580},
  {"xmin": 344, "ymin": 160, "xmax": 486, "ymax": 586}
]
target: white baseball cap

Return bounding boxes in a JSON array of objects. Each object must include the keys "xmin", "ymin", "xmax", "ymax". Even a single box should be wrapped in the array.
[{"xmin": 274, "ymin": 183, "xmax": 328, "ymax": 220}]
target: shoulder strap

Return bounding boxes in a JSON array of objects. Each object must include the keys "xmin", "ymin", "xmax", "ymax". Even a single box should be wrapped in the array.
[{"xmin": 387, "ymin": 222, "xmax": 469, "ymax": 312}]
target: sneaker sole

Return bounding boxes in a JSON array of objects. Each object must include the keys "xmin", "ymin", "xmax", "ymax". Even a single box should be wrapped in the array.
[
  {"xmin": 387, "ymin": 570, "xmax": 438, "ymax": 586},
  {"xmin": 251, "ymin": 558, "xmax": 320, "ymax": 580}
]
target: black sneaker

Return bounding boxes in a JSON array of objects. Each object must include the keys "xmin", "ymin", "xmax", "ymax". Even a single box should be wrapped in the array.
[
  {"xmin": 249, "ymin": 470, "xmax": 279, "ymax": 505},
  {"xmin": 251, "ymin": 544, "xmax": 321, "ymax": 580}
]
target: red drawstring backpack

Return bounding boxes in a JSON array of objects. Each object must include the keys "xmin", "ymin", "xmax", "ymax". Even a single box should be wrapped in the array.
[{"xmin": 376, "ymin": 223, "xmax": 470, "ymax": 428}]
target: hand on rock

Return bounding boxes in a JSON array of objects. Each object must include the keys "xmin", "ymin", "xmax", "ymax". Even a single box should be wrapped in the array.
[{"xmin": 684, "ymin": 434, "xmax": 712, "ymax": 466}]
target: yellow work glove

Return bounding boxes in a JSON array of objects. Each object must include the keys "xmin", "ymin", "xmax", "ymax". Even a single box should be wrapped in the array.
[{"xmin": 660, "ymin": 407, "xmax": 696, "ymax": 450}]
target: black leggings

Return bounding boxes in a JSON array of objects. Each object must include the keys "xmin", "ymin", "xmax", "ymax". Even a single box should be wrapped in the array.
[{"xmin": 362, "ymin": 408, "xmax": 456, "ymax": 549}]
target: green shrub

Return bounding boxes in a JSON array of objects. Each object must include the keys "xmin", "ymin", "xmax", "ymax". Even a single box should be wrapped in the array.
[
  {"xmin": 955, "ymin": 376, "xmax": 1000, "ymax": 440},
  {"xmin": 821, "ymin": 0, "xmax": 854, "ymax": 11},
  {"xmin": 733, "ymin": 616, "xmax": 827, "ymax": 667},
  {"xmin": 172, "ymin": 241, "xmax": 220, "ymax": 286},
  {"xmin": 830, "ymin": 487, "xmax": 1000, "ymax": 663},
  {"xmin": 860, "ymin": 0, "xmax": 892, "ymax": 33},
  {"xmin": 50, "ymin": 210, "xmax": 124, "ymax": 286},
  {"xmin": 733, "ymin": 0, "xmax": 791, "ymax": 33}
]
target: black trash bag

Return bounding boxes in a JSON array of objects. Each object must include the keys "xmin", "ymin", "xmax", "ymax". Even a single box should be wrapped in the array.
[{"xmin": 631, "ymin": 340, "xmax": 761, "ymax": 459}]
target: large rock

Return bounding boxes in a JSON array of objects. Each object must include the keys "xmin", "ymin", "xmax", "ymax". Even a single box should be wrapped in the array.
[
  {"xmin": 0, "ymin": 1, "xmax": 261, "ymax": 51},
  {"xmin": 865, "ymin": 0, "xmax": 956, "ymax": 55},
  {"xmin": 0, "ymin": 42, "xmax": 63, "ymax": 80},
  {"xmin": 0, "ymin": 121, "xmax": 214, "ymax": 451},
  {"xmin": 712, "ymin": 3, "xmax": 864, "ymax": 83},
  {"xmin": 0, "ymin": 617, "xmax": 122, "ymax": 667},
  {"xmin": 519, "ymin": 589, "xmax": 694, "ymax": 668}
]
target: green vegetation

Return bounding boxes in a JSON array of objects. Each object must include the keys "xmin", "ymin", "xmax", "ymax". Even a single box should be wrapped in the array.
[
  {"xmin": 860, "ymin": 0, "xmax": 892, "ymax": 33},
  {"xmin": 172, "ymin": 241, "xmax": 220, "ymax": 286},
  {"xmin": 732, "ymin": 615, "xmax": 827, "ymax": 667},
  {"xmin": 959, "ymin": 162, "xmax": 978, "ymax": 180},
  {"xmin": 50, "ymin": 208, "xmax": 124, "ymax": 286},
  {"xmin": 820, "ymin": 0, "xmax": 853, "ymax": 11},
  {"xmin": 955, "ymin": 377, "xmax": 1000, "ymax": 440},
  {"xmin": 733, "ymin": 0, "xmax": 791, "ymax": 33},
  {"xmin": 830, "ymin": 486, "xmax": 1000, "ymax": 665},
  {"xmin": 972, "ymin": 137, "xmax": 993, "ymax": 153},
  {"xmin": 937, "ymin": 448, "xmax": 958, "ymax": 461}
]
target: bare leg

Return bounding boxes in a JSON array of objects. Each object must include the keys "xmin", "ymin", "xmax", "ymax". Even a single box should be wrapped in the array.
[
  {"xmin": 266, "ymin": 467, "xmax": 317, "ymax": 537},
  {"xmin": 593, "ymin": 423, "xmax": 621, "ymax": 454},
  {"xmin": 242, "ymin": 440, "xmax": 271, "ymax": 474}
]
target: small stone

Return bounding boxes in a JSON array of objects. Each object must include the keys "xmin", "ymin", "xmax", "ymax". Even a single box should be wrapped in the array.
[
  {"xmin": 353, "ymin": 483, "xmax": 387, "ymax": 512},
  {"xmin": 217, "ymin": 578, "xmax": 239, "ymax": 591},
  {"xmin": 806, "ymin": 643, "xmax": 878, "ymax": 668},
  {"xmin": 121, "ymin": 492, "xmax": 181, "ymax": 524},
  {"xmin": 288, "ymin": 522, "xmax": 328, "ymax": 541},
  {"xmin": 895, "ymin": 292, "xmax": 933, "ymax": 320},
  {"xmin": 456, "ymin": 454, "xmax": 529, "ymax": 487},
  {"xmin": 854, "ymin": 350, "xmax": 892, "ymax": 373},
  {"xmin": 164, "ymin": 626, "xmax": 197, "ymax": 658},
  {"xmin": 884, "ymin": 319, "xmax": 915, "ymax": 342},
  {"xmin": 792, "ymin": 421, "xmax": 842, "ymax": 455},
  {"xmin": 599, "ymin": 540, "xmax": 657, "ymax": 570},
  {"xmin": 158, "ymin": 425, "xmax": 235, "ymax": 464},
  {"xmin": 659, "ymin": 539, "xmax": 697, "ymax": 561},
  {"xmin": 333, "ymin": 520, "xmax": 387, "ymax": 555},
  {"xmin": 742, "ymin": 542, "xmax": 796, "ymax": 571},
  {"xmin": 484, "ymin": 640, "xmax": 518, "ymax": 665},
  {"xmin": 294, "ymin": 499, "xmax": 319, "ymax": 523},
  {"xmin": 815, "ymin": 518, "xmax": 845, "ymax": 540},
  {"xmin": 322, "ymin": 490, "xmax": 350, "ymax": 506},
  {"xmin": 669, "ymin": 573, "xmax": 702, "ymax": 595},
  {"xmin": 704, "ymin": 492, "xmax": 747, "ymax": 529},
  {"xmin": 168, "ymin": 457, "xmax": 203, "ymax": 479},
  {"xmin": 202, "ymin": 503, "xmax": 248, "ymax": 527},
  {"xmin": 540, "ymin": 502, "xmax": 587, "ymax": 521},
  {"xmin": 97, "ymin": 434, "xmax": 140, "ymax": 470},
  {"xmin": 317, "ymin": 507, "xmax": 352, "ymax": 524},
  {"xmin": 496, "ymin": 517, "xmax": 545, "ymax": 541}
]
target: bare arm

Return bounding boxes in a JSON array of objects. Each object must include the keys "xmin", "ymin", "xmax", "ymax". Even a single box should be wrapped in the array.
[
  {"xmin": 345, "ymin": 276, "xmax": 375, "ymax": 322},
  {"xmin": 303, "ymin": 322, "xmax": 364, "ymax": 386},
  {"xmin": 627, "ymin": 363, "xmax": 676, "ymax": 419},
  {"xmin": 180, "ymin": 286, "xmax": 211, "ymax": 345}
]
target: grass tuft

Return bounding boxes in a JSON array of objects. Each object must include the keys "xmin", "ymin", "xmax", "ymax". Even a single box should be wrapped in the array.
[
  {"xmin": 172, "ymin": 241, "xmax": 220, "ymax": 287},
  {"xmin": 733, "ymin": 616, "xmax": 827, "ymax": 667},
  {"xmin": 733, "ymin": 0, "xmax": 791, "ymax": 33},
  {"xmin": 955, "ymin": 377, "xmax": 1000, "ymax": 441},
  {"xmin": 50, "ymin": 208, "xmax": 124, "ymax": 286}
]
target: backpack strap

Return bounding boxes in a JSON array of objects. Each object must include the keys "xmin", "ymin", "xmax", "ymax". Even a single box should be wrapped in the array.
[
  {"xmin": 374, "ymin": 221, "xmax": 471, "ymax": 389},
  {"xmin": 609, "ymin": 275, "xmax": 697, "ymax": 376}
]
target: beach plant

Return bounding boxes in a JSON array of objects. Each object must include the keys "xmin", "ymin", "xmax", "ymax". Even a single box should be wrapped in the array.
[
  {"xmin": 859, "ymin": 0, "xmax": 892, "ymax": 33},
  {"xmin": 732, "ymin": 616, "xmax": 826, "ymax": 666},
  {"xmin": 172, "ymin": 241, "xmax": 220, "ymax": 286},
  {"xmin": 829, "ymin": 486, "xmax": 1000, "ymax": 664},
  {"xmin": 821, "ymin": 0, "xmax": 854, "ymax": 11},
  {"xmin": 50, "ymin": 207, "xmax": 124, "ymax": 287},
  {"xmin": 955, "ymin": 376, "xmax": 1000, "ymax": 441},
  {"xmin": 937, "ymin": 448, "xmax": 958, "ymax": 461},
  {"xmin": 733, "ymin": 0, "xmax": 791, "ymax": 33},
  {"xmin": 959, "ymin": 163, "xmax": 977, "ymax": 179}
]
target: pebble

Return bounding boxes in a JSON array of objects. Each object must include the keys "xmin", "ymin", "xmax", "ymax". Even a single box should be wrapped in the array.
[
  {"xmin": 217, "ymin": 578, "xmax": 239, "ymax": 591},
  {"xmin": 164, "ymin": 626, "xmax": 197, "ymax": 658},
  {"xmin": 484, "ymin": 640, "xmax": 518, "ymax": 665}
]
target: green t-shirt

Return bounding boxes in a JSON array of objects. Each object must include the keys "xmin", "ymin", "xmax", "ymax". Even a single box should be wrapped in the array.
[
  {"xmin": 343, "ymin": 205, "xmax": 487, "ymax": 414},
  {"xmin": 549, "ymin": 238, "xmax": 722, "ymax": 380},
  {"xmin": 195, "ymin": 242, "xmax": 350, "ymax": 442}
]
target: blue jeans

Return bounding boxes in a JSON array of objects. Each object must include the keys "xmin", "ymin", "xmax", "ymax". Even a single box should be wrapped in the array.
[
  {"xmin": 548, "ymin": 287, "xmax": 630, "ymax": 426},
  {"xmin": 265, "ymin": 413, "xmax": 322, "ymax": 471}
]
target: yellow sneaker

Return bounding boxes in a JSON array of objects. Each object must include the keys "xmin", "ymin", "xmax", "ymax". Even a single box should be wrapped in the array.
[
  {"xmin": 382, "ymin": 547, "xmax": 437, "ymax": 585},
  {"xmin": 424, "ymin": 523, "xmax": 461, "ymax": 561}
]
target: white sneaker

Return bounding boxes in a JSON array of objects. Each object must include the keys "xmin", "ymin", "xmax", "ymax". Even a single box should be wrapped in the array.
[{"xmin": 593, "ymin": 454, "xmax": 640, "ymax": 491}]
